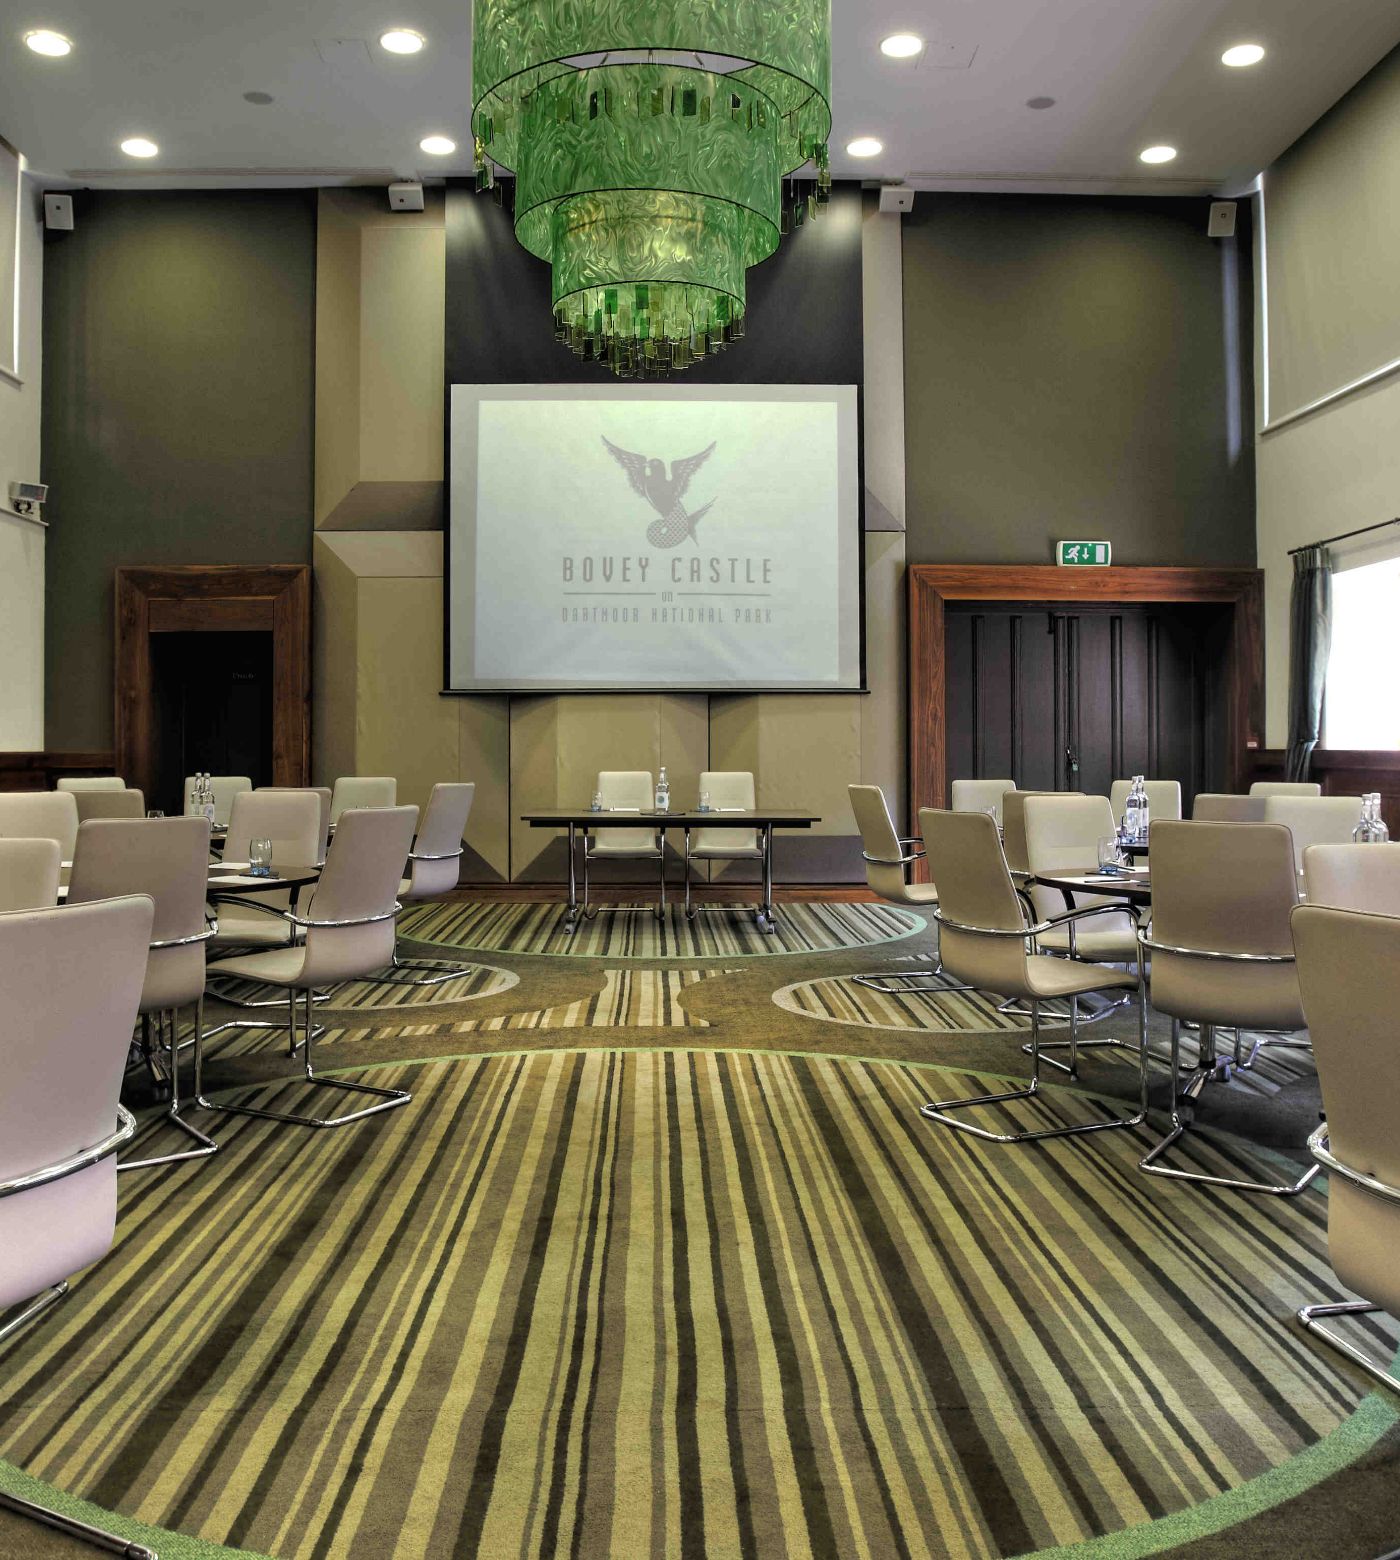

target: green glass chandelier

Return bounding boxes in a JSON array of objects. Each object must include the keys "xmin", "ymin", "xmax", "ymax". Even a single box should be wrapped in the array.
[{"xmin": 472, "ymin": 1, "xmax": 832, "ymax": 376}]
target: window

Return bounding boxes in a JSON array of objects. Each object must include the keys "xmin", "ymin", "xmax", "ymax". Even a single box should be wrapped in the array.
[{"xmin": 1324, "ymin": 553, "xmax": 1400, "ymax": 750}]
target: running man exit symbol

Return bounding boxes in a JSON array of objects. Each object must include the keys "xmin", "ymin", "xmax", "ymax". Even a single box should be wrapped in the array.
[{"xmin": 1055, "ymin": 541, "xmax": 1112, "ymax": 566}]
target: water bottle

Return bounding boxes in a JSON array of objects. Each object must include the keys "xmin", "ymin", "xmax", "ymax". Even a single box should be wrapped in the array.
[
  {"xmin": 186, "ymin": 775, "xmax": 200, "ymax": 818},
  {"xmin": 1137, "ymin": 776, "xmax": 1151, "ymax": 841},
  {"xmin": 199, "ymin": 773, "xmax": 216, "ymax": 825},
  {"xmin": 1373, "ymin": 795, "xmax": 1391, "ymax": 843},
  {"xmin": 1353, "ymin": 797, "xmax": 1373, "ymax": 844},
  {"xmin": 655, "ymin": 767, "xmax": 670, "ymax": 813},
  {"xmin": 1122, "ymin": 780, "xmax": 1141, "ymax": 845}
]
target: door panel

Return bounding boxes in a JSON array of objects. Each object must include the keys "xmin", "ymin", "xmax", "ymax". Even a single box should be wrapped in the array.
[{"xmin": 946, "ymin": 601, "xmax": 1231, "ymax": 810}]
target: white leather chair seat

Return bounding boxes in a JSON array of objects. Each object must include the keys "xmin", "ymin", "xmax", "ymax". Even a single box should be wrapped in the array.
[
  {"xmin": 587, "ymin": 839, "xmax": 663, "ymax": 859},
  {"xmin": 1025, "ymin": 958, "xmax": 1138, "ymax": 1000},
  {"xmin": 206, "ymin": 945, "xmax": 308, "ymax": 986},
  {"xmin": 1038, "ymin": 924, "xmax": 1140, "ymax": 961},
  {"xmin": 210, "ymin": 902, "xmax": 305, "ymax": 948}
]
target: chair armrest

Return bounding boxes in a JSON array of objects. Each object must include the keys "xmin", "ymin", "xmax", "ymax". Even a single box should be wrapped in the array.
[
  {"xmin": 0, "ymin": 1106, "xmax": 136, "ymax": 1200},
  {"xmin": 281, "ymin": 902, "xmax": 403, "ymax": 931},
  {"xmin": 150, "ymin": 925, "xmax": 218, "ymax": 950},
  {"xmin": 1044, "ymin": 902, "xmax": 1138, "ymax": 930},
  {"xmin": 410, "ymin": 848, "xmax": 462, "ymax": 862},
  {"xmin": 1137, "ymin": 932, "xmax": 1294, "ymax": 964},
  {"xmin": 1309, "ymin": 1125, "xmax": 1400, "ymax": 1206},
  {"xmin": 862, "ymin": 849, "xmax": 925, "ymax": 868}
]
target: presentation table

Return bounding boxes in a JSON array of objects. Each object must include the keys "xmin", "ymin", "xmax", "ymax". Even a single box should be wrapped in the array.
[{"xmin": 520, "ymin": 809, "xmax": 822, "ymax": 933}]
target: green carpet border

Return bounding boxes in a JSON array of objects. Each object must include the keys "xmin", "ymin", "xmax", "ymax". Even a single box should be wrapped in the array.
[
  {"xmin": 7, "ymin": 1044, "xmax": 1395, "ymax": 1560},
  {"xmin": 397, "ymin": 904, "xmax": 929, "ymax": 961}
]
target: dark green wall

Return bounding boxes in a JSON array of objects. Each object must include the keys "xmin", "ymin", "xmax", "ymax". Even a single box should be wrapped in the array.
[
  {"xmin": 903, "ymin": 194, "xmax": 1255, "ymax": 566},
  {"xmin": 42, "ymin": 190, "xmax": 316, "ymax": 750}
]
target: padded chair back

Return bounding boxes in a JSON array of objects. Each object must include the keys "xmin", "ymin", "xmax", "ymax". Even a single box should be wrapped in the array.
[
  {"xmin": 1292, "ymin": 904, "xmax": 1400, "ymax": 1316},
  {"xmin": 56, "ymin": 777, "xmax": 125, "ymax": 793},
  {"xmin": 0, "ymin": 791, "xmax": 79, "ymax": 860},
  {"xmin": 1000, "ymin": 790, "xmax": 1062, "ymax": 875},
  {"xmin": 1109, "ymin": 779, "xmax": 1182, "ymax": 825},
  {"xmin": 1249, "ymin": 781, "xmax": 1322, "ymax": 797},
  {"xmin": 692, "ymin": 771, "xmax": 758, "ymax": 853},
  {"xmin": 405, "ymin": 783, "xmax": 474, "ymax": 898},
  {"xmin": 1263, "ymin": 796, "xmax": 1365, "ymax": 872},
  {"xmin": 1192, "ymin": 793, "xmax": 1265, "ymax": 823},
  {"xmin": 1023, "ymin": 795, "xmax": 1133, "ymax": 927},
  {"xmin": 593, "ymin": 771, "xmax": 657, "ymax": 853},
  {"xmin": 849, "ymin": 785, "xmax": 913, "ymax": 902},
  {"xmin": 919, "ymin": 807, "xmax": 1031, "ymax": 997},
  {"xmin": 0, "ymin": 893, "xmax": 154, "ymax": 1310},
  {"xmin": 259, "ymin": 786, "xmax": 332, "ymax": 862},
  {"xmin": 226, "ymin": 790, "xmax": 321, "ymax": 868},
  {"xmin": 68, "ymin": 817, "xmax": 212, "ymax": 1013},
  {"xmin": 185, "ymin": 775, "xmax": 252, "ymax": 827},
  {"xmin": 74, "ymin": 788, "xmax": 145, "ymax": 824},
  {"xmin": 950, "ymin": 779, "xmax": 1014, "ymax": 826},
  {"xmin": 300, "ymin": 805, "xmax": 418, "ymax": 987},
  {"xmin": 1302, "ymin": 843, "xmax": 1400, "ymax": 915},
  {"xmin": 330, "ymin": 775, "xmax": 397, "ymax": 825},
  {"xmin": 0, "ymin": 838, "xmax": 62, "ymax": 912},
  {"xmin": 1148, "ymin": 821, "xmax": 1303, "ymax": 1030}
]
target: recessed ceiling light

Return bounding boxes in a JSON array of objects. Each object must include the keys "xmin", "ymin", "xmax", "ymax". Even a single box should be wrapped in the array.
[
  {"xmin": 379, "ymin": 28, "xmax": 425, "ymax": 54},
  {"xmin": 846, "ymin": 137, "xmax": 884, "ymax": 158},
  {"xmin": 1221, "ymin": 42, "xmax": 1265, "ymax": 68},
  {"xmin": 420, "ymin": 134, "xmax": 456, "ymax": 155},
  {"xmin": 1139, "ymin": 144, "xmax": 1177, "ymax": 165},
  {"xmin": 880, "ymin": 33, "xmax": 924, "ymax": 60},
  {"xmin": 120, "ymin": 137, "xmax": 159, "ymax": 159},
  {"xmin": 24, "ymin": 29, "xmax": 72, "ymax": 57}
]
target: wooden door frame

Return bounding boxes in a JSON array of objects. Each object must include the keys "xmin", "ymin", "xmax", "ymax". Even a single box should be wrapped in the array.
[
  {"xmin": 909, "ymin": 564, "xmax": 1264, "ymax": 822},
  {"xmin": 115, "ymin": 564, "xmax": 311, "ymax": 799}
]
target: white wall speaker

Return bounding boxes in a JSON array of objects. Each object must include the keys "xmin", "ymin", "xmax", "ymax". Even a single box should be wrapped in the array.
[
  {"xmin": 1207, "ymin": 201, "xmax": 1237, "ymax": 239},
  {"xmin": 878, "ymin": 186, "xmax": 916, "ymax": 215},
  {"xmin": 43, "ymin": 193, "xmax": 74, "ymax": 231},
  {"xmin": 388, "ymin": 181, "xmax": 425, "ymax": 212}
]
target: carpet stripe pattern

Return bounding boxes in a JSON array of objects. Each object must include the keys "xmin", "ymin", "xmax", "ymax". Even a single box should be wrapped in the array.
[
  {"xmin": 398, "ymin": 900, "xmax": 924, "ymax": 958},
  {"xmin": 774, "ymin": 974, "xmax": 1072, "ymax": 1034},
  {"xmin": 208, "ymin": 961, "xmax": 517, "ymax": 1013},
  {"xmin": 1, "ymin": 1049, "xmax": 1388, "ymax": 1560}
]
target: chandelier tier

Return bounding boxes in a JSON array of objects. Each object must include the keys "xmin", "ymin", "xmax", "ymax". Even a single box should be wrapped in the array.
[{"xmin": 472, "ymin": 3, "xmax": 832, "ymax": 375}]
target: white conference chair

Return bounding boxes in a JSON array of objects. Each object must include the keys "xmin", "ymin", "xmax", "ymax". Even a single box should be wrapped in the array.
[
  {"xmin": 1192, "ymin": 793, "xmax": 1266, "ymax": 822},
  {"xmin": 1137, "ymin": 820, "xmax": 1316, "ymax": 1196},
  {"xmin": 1109, "ymin": 779, "xmax": 1182, "ymax": 826},
  {"xmin": 1292, "ymin": 903, "xmax": 1400, "ymax": 1393},
  {"xmin": 1303, "ymin": 843, "xmax": 1400, "ymax": 915},
  {"xmin": 211, "ymin": 790, "xmax": 322, "ymax": 951},
  {"xmin": 55, "ymin": 776, "xmax": 126, "ymax": 793},
  {"xmin": 0, "ymin": 838, "xmax": 61, "ymax": 912},
  {"xmin": 1249, "ymin": 781, "xmax": 1322, "ymax": 797},
  {"xmin": 950, "ymin": 778, "xmax": 1015, "ymax": 826},
  {"xmin": 916, "ymin": 807, "xmax": 1147, "ymax": 1143},
  {"xmin": 1263, "ymin": 795, "xmax": 1365, "ymax": 875},
  {"xmin": 68, "ymin": 816, "xmax": 218, "ymax": 1170},
  {"xmin": 379, "ymin": 782, "xmax": 476, "ymax": 985},
  {"xmin": 0, "ymin": 892, "xmax": 158, "ymax": 1559},
  {"xmin": 260, "ymin": 785, "xmax": 333, "ymax": 863},
  {"xmin": 203, "ymin": 807, "xmax": 419, "ymax": 1129},
  {"xmin": 683, "ymin": 771, "xmax": 763, "ymax": 919},
  {"xmin": 184, "ymin": 774, "xmax": 252, "ymax": 827},
  {"xmin": 583, "ymin": 771, "xmax": 666, "ymax": 918},
  {"xmin": 0, "ymin": 791, "xmax": 79, "ymax": 861},
  {"xmin": 847, "ymin": 784, "xmax": 957, "ymax": 993},
  {"xmin": 73, "ymin": 788, "xmax": 145, "ymax": 824},
  {"xmin": 330, "ymin": 775, "xmax": 396, "ymax": 825}
]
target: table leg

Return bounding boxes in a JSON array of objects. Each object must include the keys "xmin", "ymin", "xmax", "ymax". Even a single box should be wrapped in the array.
[
  {"xmin": 758, "ymin": 824, "xmax": 776, "ymax": 934},
  {"xmin": 565, "ymin": 822, "xmax": 578, "ymax": 933}
]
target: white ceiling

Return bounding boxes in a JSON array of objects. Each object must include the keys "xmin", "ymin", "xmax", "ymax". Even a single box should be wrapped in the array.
[{"xmin": 2, "ymin": 1, "xmax": 1398, "ymax": 195}]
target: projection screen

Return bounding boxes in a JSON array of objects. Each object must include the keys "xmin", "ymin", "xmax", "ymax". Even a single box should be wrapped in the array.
[{"xmin": 447, "ymin": 384, "xmax": 862, "ymax": 693}]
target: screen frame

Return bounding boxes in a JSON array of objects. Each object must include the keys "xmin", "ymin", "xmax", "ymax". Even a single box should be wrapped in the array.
[{"xmin": 441, "ymin": 382, "xmax": 868, "ymax": 696}]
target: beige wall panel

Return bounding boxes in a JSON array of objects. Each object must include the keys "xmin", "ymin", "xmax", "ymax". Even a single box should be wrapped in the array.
[
  {"xmin": 314, "ymin": 192, "xmax": 362, "ymax": 529},
  {"xmin": 659, "ymin": 694, "xmax": 710, "ymax": 813},
  {"xmin": 322, "ymin": 528, "xmax": 442, "ymax": 579},
  {"xmin": 861, "ymin": 530, "xmax": 907, "ymax": 825},
  {"xmin": 509, "ymin": 696, "xmax": 562, "ymax": 874},
  {"xmin": 353, "ymin": 574, "xmax": 459, "ymax": 818},
  {"xmin": 458, "ymin": 696, "xmax": 511, "ymax": 879},
  {"xmin": 359, "ymin": 224, "xmax": 445, "ymax": 483},
  {"xmin": 311, "ymin": 535, "xmax": 359, "ymax": 788},
  {"xmin": 750, "ymin": 695, "xmax": 863, "ymax": 837}
]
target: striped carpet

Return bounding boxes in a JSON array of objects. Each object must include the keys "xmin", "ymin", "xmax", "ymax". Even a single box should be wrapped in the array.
[
  {"xmin": 398, "ymin": 900, "xmax": 924, "ymax": 959},
  {"xmin": 774, "ymin": 974, "xmax": 1073, "ymax": 1034},
  {"xmin": 208, "ymin": 960, "xmax": 518, "ymax": 1013},
  {"xmin": 1, "ymin": 1048, "xmax": 1392, "ymax": 1560}
]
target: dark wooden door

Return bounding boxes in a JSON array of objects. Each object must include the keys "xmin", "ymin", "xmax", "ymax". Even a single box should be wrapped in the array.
[{"xmin": 945, "ymin": 601, "xmax": 1233, "ymax": 807}]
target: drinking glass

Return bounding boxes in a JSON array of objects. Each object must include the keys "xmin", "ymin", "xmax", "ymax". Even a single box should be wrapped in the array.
[
  {"xmin": 249, "ymin": 838, "xmax": 274, "ymax": 877},
  {"xmin": 590, "ymin": 791, "xmax": 603, "ymax": 813},
  {"xmin": 698, "ymin": 790, "xmax": 712, "ymax": 812},
  {"xmin": 1096, "ymin": 836, "xmax": 1122, "ymax": 875},
  {"xmin": 146, "ymin": 809, "xmax": 164, "ymax": 819}
]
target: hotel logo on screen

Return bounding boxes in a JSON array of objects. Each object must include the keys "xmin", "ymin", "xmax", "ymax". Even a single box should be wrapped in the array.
[{"xmin": 602, "ymin": 436, "xmax": 718, "ymax": 548}]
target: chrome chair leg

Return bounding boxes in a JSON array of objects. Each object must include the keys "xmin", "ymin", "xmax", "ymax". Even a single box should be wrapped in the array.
[
  {"xmin": 851, "ymin": 963, "xmax": 975, "ymax": 995},
  {"xmin": 921, "ymin": 993, "xmax": 1148, "ymax": 1143},
  {"xmin": 1139, "ymin": 1021, "xmax": 1322, "ymax": 1195},
  {"xmin": 359, "ymin": 940, "xmax": 478, "ymax": 988},
  {"xmin": 120, "ymin": 1001, "xmax": 218, "ymax": 1171},
  {"xmin": 211, "ymin": 988, "xmax": 411, "ymax": 1130},
  {"xmin": 0, "ymin": 1286, "xmax": 158, "ymax": 1557},
  {"xmin": 1296, "ymin": 1300, "xmax": 1400, "ymax": 1394}
]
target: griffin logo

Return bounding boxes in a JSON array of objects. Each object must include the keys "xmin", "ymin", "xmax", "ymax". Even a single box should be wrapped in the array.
[{"xmin": 602, "ymin": 436, "xmax": 716, "ymax": 549}]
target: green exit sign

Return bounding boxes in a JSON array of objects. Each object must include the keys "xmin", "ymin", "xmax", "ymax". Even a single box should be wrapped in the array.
[{"xmin": 1056, "ymin": 541, "xmax": 1112, "ymax": 567}]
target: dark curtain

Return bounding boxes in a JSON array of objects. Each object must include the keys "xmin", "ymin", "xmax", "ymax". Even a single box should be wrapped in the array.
[{"xmin": 1285, "ymin": 546, "xmax": 1332, "ymax": 781}]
